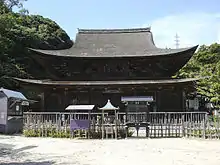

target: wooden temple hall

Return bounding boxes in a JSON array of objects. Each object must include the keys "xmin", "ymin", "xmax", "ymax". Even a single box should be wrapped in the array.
[{"xmin": 14, "ymin": 27, "xmax": 199, "ymax": 112}]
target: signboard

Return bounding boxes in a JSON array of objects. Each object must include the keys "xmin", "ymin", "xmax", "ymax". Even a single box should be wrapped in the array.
[
  {"xmin": 70, "ymin": 119, "xmax": 90, "ymax": 131},
  {"xmin": 194, "ymin": 98, "xmax": 199, "ymax": 110},
  {"xmin": 121, "ymin": 96, "xmax": 154, "ymax": 102},
  {"xmin": 16, "ymin": 105, "xmax": 19, "ymax": 111}
]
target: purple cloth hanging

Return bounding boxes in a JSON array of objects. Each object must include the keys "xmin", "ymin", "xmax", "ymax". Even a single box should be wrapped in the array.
[{"xmin": 70, "ymin": 119, "xmax": 90, "ymax": 130}]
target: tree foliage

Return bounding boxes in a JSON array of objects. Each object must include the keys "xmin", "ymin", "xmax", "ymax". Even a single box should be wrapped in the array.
[
  {"xmin": 0, "ymin": 0, "xmax": 73, "ymax": 89},
  {"xmin": 1, "ymin": 0, "xmax": 27, "ymax": 10},
  {"xmin": 176, "ymin": 43, "xmax": 220, "ymax": 107}
]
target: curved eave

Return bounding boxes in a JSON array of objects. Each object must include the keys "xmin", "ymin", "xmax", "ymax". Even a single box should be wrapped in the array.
[
  {"xmin": 28, "ymin": 45, "xmax": 198, "ymax": 58},
  {"xmin": 13, "ymin": 77, "xmax": 202, "ymax": 86}
]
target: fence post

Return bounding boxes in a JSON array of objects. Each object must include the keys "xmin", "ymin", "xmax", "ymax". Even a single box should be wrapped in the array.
[
  {"xmin": 181, "ymin": 114, "xmax": 185, "ymax": 137},
  {"xmin": 203, "ymin": 113, "xmax": 207, "ymax": 139}
]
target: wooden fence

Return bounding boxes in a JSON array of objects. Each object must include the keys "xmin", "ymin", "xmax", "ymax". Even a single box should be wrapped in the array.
[{"xmin": 22, "ymin": 111, "xmax": 220, "ymax": 139}]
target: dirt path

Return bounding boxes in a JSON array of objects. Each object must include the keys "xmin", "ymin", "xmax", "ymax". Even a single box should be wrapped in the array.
[{"xmin": 0, "ymin": 135, "xmax": 220, "ymax": 165}]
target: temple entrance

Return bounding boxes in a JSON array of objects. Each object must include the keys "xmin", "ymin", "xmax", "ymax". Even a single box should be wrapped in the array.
[{"xmin": 121, "ymin": 96, "xmax": 153, "ymax": 138}]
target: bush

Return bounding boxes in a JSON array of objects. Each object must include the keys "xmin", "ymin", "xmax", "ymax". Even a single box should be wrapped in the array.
[
  {"xmin": 23, "ymin": 128, "xmax": 71, "ymax": 138},
  {"xmin": 23, "ymin": 128, "xmax": 134, "ymax": 139}
]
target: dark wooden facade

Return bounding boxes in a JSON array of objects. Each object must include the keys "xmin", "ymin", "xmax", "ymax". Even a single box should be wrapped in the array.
[
  {"xmin": 15, "ymin": 27, "xmax": 199, "ymax": 112},
  {"xmin": 16, "ymin": 78, "xmax": 198, "ymax": 112}
]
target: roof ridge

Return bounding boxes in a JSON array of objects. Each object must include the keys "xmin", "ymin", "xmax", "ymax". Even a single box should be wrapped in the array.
[{"xmin": 78, "ymin": 27, "xmax": 151, "ymax": 34}]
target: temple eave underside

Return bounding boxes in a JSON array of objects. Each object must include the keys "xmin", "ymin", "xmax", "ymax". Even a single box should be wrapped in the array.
[
  {"xmin": 14, "ymin": 78, "xmax": 198, "ymax": 91},
  {"xmin": 15, "ymin": 77, "xmax": 201, "ymax": 112},
  {"xmin": 28, "ymin": 45, "xmax": 198, "ymax": 81}
]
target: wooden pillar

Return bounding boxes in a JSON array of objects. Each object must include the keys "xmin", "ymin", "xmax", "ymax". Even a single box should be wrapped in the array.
[
  {"xmin": 88, "ymin": 110, "xmax": 91, "ymax": 139},
  {"xmin": 182, "ymin": 90, "xmax": 186, "ymax": 111},
  {"xmin": 63, "ymin": 88, "xmax": 68, "ymax": 110},
  {"xmin": 40, "ymin": 92, "xmax": 45, "ymax": 111},
  {"xmin": 89, "ymin": 88, "xmax": 92, "ymax": 104},
  {"xmin": 145, "ymin": 104, "xmax": 149, "ymax": 137},
  {"xmin": 102, "ymin": 109, "xmax": 104, "ymax": 139},
  {"xmin": 115, "ymin": 109, "xmax": 118, "ymax": 139},
  {"xmin": 156, "ymin": 91, "xmax": 161, "ymax": 112}
]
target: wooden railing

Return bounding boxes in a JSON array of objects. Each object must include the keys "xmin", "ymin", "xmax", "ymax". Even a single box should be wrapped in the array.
[{"xmin": 23, "ymin": 111, "xmax": 220, "ymax": 139}]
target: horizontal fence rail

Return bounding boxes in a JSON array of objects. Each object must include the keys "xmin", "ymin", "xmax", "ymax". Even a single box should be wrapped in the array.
[{"xmin": 22, "ymin": 111, "xmax": 220, "ymax": 139}]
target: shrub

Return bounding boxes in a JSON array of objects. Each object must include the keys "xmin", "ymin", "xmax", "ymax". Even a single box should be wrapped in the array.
[{"xmin": 23, "ymin": 127, "xmax": 134, "ymax": 139}]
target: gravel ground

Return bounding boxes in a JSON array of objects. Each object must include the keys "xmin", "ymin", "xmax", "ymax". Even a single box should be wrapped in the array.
[{"xmin": 0, "ymin": 135, "xmax": 220, "ymax": 165}]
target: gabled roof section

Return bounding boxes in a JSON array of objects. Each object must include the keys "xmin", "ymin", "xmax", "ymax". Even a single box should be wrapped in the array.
[
  {"xmin": 0, "ymin": 88, "xmax": 27, "ymax": 100},
  {"xmin": 28, "ymin": 27, "xmax": 198, "ymax": 58}
]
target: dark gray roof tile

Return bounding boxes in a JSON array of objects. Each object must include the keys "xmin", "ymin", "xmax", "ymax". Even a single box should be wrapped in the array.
[{"xmin": 29, "ymin": 27, "xmax": 198, "ymax": 57}]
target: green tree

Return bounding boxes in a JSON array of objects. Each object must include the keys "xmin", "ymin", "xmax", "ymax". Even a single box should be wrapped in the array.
[
  {"xmin": 1, "ymin": 0, "xmax": 27, "ymax": 10},
  {"xmin": 0, "ymin": 0, "xmax": 73, "ymax": 89},
  {"xmin": 176, "ymin": 43, "xmax": 220, "ymax": 107}
]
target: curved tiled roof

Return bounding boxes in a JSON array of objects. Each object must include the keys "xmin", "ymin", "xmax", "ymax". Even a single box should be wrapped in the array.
[
  {"xmin": 77, "ymin": 27, "xmax": 151, "ymax": 34},
  {"xmin": 28, "ymin": 27, "xmax": 198, "ymax": 58}
]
